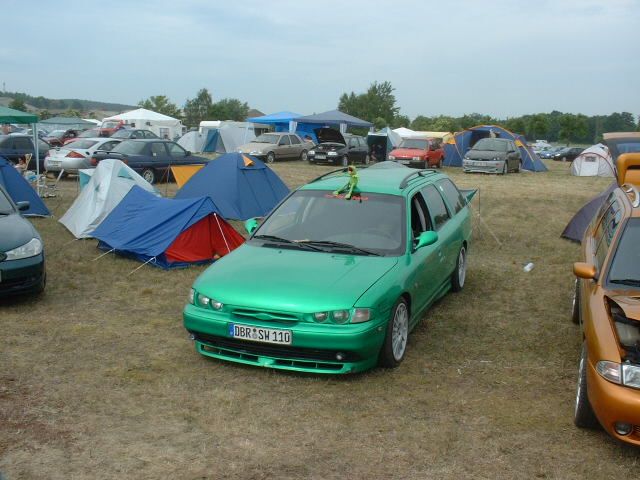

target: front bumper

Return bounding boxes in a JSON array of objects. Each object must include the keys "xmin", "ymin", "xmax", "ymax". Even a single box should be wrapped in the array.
[
  {"xmin": 183, "ymin": 303, "xmax": 386, "ymax": 374},
  {"xmin": 61, "ymin": 158, "xmax": 90, "ymax": 173},
  {"xmin": 308, "ymin": 153, "xmax": 341, "ymax": 164},
  {"xmin": 0, "ymin": 253, "xmax": 45, "ymax": 297},
  {"xmin": 463, "ymin": 160, "xmax": 504, "ymax": 174},
  {"xmin": 391, "ymin": 158, "xmax": 426, "ymax": 169},
  {"xmin": 587, "ymin": 359, "xmax": 640, "ymax": 445}
]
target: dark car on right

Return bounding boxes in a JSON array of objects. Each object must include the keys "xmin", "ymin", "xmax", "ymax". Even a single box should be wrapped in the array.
[
  {"xmin": 307, "ymin": 128, "xmax": 369, "ymax": 166},
  {"xmin": 92, "ymin": 139, "xmax": 208, "ymax": 184},
  {"xmin": 110, "ymin": 129, "xmax": 159, "ymax": 140},
  {"xmin": 552, "ymin": 146, "xmax": 584, "ymax": 162}
]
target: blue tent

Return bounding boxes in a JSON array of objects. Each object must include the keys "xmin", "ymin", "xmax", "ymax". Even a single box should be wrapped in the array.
[
  {"xmin": 175, "ymin": 152, "xmax": 289, "ymax": 220},
  {"xmin": 443, "ymin": 125, "xmax": 547, "ymax": 172},
  {"xmin": 247, "ymin": 111, "xmax": 302, "ymax": 126},
  {"xmin": 0, "ymin": 157, "xmax": 50, "ymax": 216},
  {"xmin": 294, "ymin": 110, "xmax": 373, "ymax": 128},
  {"xmin": 92, "ymin": 186, "xmax": 244, "ymax": 269}
]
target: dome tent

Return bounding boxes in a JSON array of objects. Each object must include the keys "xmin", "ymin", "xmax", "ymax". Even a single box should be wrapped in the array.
[
  {"xmin": 571, "ymin": 144, "xmax": 615, "ymax": 177},
  {"xmin": 443, "ymin": 125, "xmax": 547, "ymax": 172}
]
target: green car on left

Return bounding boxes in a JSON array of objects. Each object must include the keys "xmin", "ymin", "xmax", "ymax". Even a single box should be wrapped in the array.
[{"xmin": 183, "ymin": 163, "xmax": 473, "ymax": 374}]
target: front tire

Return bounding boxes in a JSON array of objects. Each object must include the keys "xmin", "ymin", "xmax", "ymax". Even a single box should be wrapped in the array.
[
  {"xmin": 266, "ymin": 152, "xmax": 275, "ymax": 164},
  {"xmin": 379, "ymin": 297, "xmax": 409, "ymax": 368},
  {"xmin": 516, "ymin": 160, "xmax": 522, "ymax": 173},
  {"xmin": 501, "ymin": 162, "xmax": 508, "ymax": 175},
  {"xmin": 141, "ymin": 168, "xmax": 156, "ymax": 184},
  {"xmin": 300, "ymin": 150, "xmax": 308, "ymax": 161},
  {"xmin": 364, "ymin": 154, "xmax": 370, "ymax": 165},
  {"xmin": 574, "ymin": 342, "xmax": 600, "ymax": 429},
  {"xmin": 342, "ymin": 155, "xmax": 349, "ymax": 167},
  {"xmin": 451, "ymin": 246, "xmax": 467, "ymax": 292}
]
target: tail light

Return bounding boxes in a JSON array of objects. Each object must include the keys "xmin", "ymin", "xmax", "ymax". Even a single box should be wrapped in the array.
[{"xmin": 66, "ymin": 151, "xmax": 85, "ymax": 158}]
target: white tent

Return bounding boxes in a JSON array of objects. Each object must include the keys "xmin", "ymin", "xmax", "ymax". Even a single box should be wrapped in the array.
[
  {"xmin": 392, "ymin": 127, "xmax": 453, "ymax": 142},
  {"xmin": 177, "ymin": 130, "xmax": 206, "ymax": 153},
  {"xmin": 571, "ymin": 144, "xmax": 615, "ymax": 177},
  {"xmin": 59, "ymin": 159, "xmax": 159, "ymax": 238},
  {"xmin": 103, "ymin": 108, "xmax": 183, "ymax": 140},
  {"xmin": 195, "ymin": 121, "xmax": 256, "ymax": 153}
]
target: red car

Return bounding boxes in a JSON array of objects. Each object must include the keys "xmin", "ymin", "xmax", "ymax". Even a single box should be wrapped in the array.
[
  {"xmin": 98, "ymin": 120, "xmax": 125, "ymax": 137},
  {"xmin": 43, "ymin": 129, "xmax": 80, "ymax": 147},
  {"xmin": 388, "ymin": 138, "xmax": 445, "ymax": 168}
]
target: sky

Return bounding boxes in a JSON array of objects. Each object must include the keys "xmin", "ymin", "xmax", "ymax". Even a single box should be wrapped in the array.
[{"xmin": 2, "ymin": 0, "xmax": 640, "ymax": 119}]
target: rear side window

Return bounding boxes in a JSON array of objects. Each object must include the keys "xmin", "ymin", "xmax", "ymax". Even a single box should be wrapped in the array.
[
  {"xmin": 13, "ymin": 137, "xmax": 31, "ymax": 149},
  {"xmin": 279, "ymin": 136, "xmax": 290, "ymax": 146},
  {"xmin": 289, "ymin": 135, "xmax": 301, "ymax": 145},
  {"xmin": 421, "ymin": 184, "xmax": 450, "ymax": 230},
  {"xmin": 594, "ymin": 200, "xmax": 622, "ymax": 268},
  {"xmin": 436, "ymin": 179, "xmax": 466, "ymax": 214},
  {"xmin": 150, "ymin": 143, "xmax": 167, "ymax": 156}
]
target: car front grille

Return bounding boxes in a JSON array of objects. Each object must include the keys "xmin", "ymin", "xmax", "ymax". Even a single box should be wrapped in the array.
[{"xmin": 192, "ymin": 332, "xmax": 361, "ymax": 365}]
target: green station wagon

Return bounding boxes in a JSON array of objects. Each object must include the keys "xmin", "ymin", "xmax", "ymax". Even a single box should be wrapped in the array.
[{"xmin": 183, "ymin": 162, "xmax": 473, "ymax": 374}]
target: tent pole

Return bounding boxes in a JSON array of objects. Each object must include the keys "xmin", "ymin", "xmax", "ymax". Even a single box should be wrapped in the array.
[
  {"xmin": 214, "ymin": 213, "xmax": 231, "ymax": 253},
  {"xmin": 32, "ymin": 122, "xmax": 40, "ymax": 196}
]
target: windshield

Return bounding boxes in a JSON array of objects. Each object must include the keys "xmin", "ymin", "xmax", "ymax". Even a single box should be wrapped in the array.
[
  {"xmin": 65, "ymin": 140, "xmax": 98, "ymax": 149},
  {"xmin": 0, "ymin": 188, "xmax": 14, "ymax": 214},
  {"xmin": 472, "ymin": 138, "xmax": 509, "ymax": 152},
  {"xmin": 111, "ymin": 130, "xmax": 132, "ymax": 138},
  {"xmin": 47, "ymin": 130, "xmax": 65, "ymax": 138},
  {"xmin": 253, "ymin": 189, "xmax": 406, "ymax": 256},
  {"xmin": 255, "ymin": 134, "xmax": 279, "ymax": 144},
  {"xmin": 399, "ymin": 139, "xmax": 428, "ymax": 150},
  {"xmin": 608, "ymin": 218, "xmax": 640, "ymax": 288},
  {"xmin": 113, "ymin": 141, "xmax": 146, "ymax": 155}
]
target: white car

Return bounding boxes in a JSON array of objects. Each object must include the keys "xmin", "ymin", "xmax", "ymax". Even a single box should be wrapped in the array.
[{"xmin": 44, "ymin": 137, "xmax": 122, "ymax": 174}]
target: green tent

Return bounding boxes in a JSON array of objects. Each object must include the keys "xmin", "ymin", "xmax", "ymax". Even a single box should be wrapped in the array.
[
  {"xmin": 40, "ymin": 116, "xmax": 94, "ymax": 130},
  {"xmin": 0, "ymin": 105, "xmax": 39, "ymax": 124},
  {"xmin": 0, "ymin": 106, "xmax": 42, "ymax": 188}
]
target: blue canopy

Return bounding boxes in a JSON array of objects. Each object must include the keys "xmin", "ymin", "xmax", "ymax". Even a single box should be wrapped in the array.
[
  {"xmin": 175, "ymin": 152, "xmax": 289, "ymax": 220},
  {"xmin": 443, "ymin": 125, "xmax": 547, "ymax": 172},
  {"xmin": 246, "ymin": 111, "xmax": 302, "ymax": 124},
  {"xmin": 0, "ymin": 157, "xmax": 50, "ymax": 216},
  {"xmin": 92, "ymin": 186, "xmax": 243, "ymax": 269},
  {"xmin": 294, "ymin": 110, "xmax": 373, "ymax": 128}
]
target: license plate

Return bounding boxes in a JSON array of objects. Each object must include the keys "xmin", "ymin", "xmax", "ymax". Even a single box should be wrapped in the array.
[
  {"xmin": 229, "ymin": 323, "xmax": 292, "ymax": 345},
  {"xmin": 398, "ymin": 160, "xmax": 410, "ymax": 164},
  {"xmin": 315, "ymin": 154, "xmax": 326, "ymax": 159}
]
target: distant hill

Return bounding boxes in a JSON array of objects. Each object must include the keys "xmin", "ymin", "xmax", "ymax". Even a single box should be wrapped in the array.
[{"xmin": 0, "ymin": 90, "xmax": 136, "ymax": 117}]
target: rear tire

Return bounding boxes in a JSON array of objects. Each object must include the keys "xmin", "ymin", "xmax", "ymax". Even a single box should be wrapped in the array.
[
  {"xmin": 574, "ymin": 342, "xmax": 600, "ymax": 429},
  {"xmin": 141, "ymin": 168, "xmax": 156, "ymax": 184},
  {"xmin": 379, "ymin": 297, "xmax": 409, "ymax": 368},
  {"xmin": 451, "ymin": 246, "xmax": 467, "ymax": 292}
]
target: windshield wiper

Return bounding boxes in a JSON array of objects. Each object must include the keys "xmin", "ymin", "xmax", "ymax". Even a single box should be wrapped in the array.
[
  {"xmin": 298, "ymin": 240, "xmax": 381, "ymax": 256},
  {"xmin": 253, "ymin": 235, "xmax": 322, "ymax": 251},
  {"xmin": 610, "ymin": 279, "xmax": 640, "ymax": 287}
]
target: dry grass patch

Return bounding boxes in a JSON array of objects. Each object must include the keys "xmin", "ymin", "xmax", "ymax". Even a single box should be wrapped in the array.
[{"xmin": 2, "ymin": 160, "xmax": 638, "ymax": 480}]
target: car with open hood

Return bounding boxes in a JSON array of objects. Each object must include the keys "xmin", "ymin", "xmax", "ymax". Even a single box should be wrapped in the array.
[
  {"xmin": 571, "ymin": 132, "xmax": 640, "ymax": 445},
  {"xmin": 388, "ymin": 138, "xmax": 444, "ymax": 168},
  {"xmin": 237, "ymin": 132, "xmax": 308, "ymax": 163},
  {"xmin": 307, "ymin": 128, "xmax": 369, "ymax": 166},
  {"xmin": 0, "ymin": 184, "xmax": 45, "ymax": 297},
  {"xmin": 183, "ymin": 162, "xmax": 474, "ymax": 374},
  {"xmin": 462, "ymin": 137, "xmax": 522, "ymax": 174}
]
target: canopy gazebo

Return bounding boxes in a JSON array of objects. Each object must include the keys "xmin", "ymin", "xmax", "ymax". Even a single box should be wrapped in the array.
[{"xmin": 0, "ymin": 106, "xmax": 42, "ymax": 192}]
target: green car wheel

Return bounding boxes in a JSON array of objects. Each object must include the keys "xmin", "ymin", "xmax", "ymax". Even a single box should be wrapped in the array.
[{"xmin": 379, "ymin": 297, "xmax": 409, "ymax": 368}]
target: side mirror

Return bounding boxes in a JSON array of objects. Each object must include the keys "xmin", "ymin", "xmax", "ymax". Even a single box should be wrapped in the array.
[
  {"xmin": 414, "ymin": 230, "xmax": 438, "ymax": 250},
  {"xmin": 573, "ymin": 262, "xmax": 596, "ymax": 280},
  {"xmin": 244, "ymin": 217, "xmax": 261, "ymax": 235},
  {"xmin": 186, "ymin": 151, "xmax": 191, "ymax": 156},
  {"xmin": 16, "ymin": 201, "xmax": 30, "ymax": 211}
]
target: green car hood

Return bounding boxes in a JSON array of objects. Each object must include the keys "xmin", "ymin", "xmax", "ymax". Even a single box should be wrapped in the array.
[{"xmin": 193, "ymin": 244, "xmax": 398, "ymax": 312}]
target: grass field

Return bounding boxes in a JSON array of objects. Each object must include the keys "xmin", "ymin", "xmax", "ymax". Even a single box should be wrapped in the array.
[{"xmin": 1, "ymin": 160, "xmax": 637, "ymax": 479}]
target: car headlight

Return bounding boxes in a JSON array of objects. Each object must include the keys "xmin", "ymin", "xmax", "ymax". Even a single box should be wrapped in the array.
[
  {"xmin": 249, "ymin": 150, "xmax": 261, "ymax": 155},
  {"xmin": 308, "ymin": 150, "xmax": 315, "ymax": 155},
  {"xmin": 195, "ymin": 292, "xmax": 223, "ymax": 310},
  {"xmin": 327, "ymin": 151, "xmax": 338, "ymax": 156},
  {"xmin": 493, "ymin": 157, "xmax": 499, "ymax": 162},
  {"xmin": 312, "ymin": 309, "xmax": 372, "ymax": 324},
  {"xmin": 596, "ymin": 361, "xmax": 621, "ymax": 384},
  {"xmin": 623, "ymin": 364, "xmax": 640, "ymax": 389},
  {"xmin": 4, "ymin": 238, "xmax": 43, "ymax": 260},
  {"xmin": 388, "ymin": 155, "xmax": 395, "ymax": 160},
  {"xmin": 332, "ymin": 310, "xmax": 349, "ymax": 324},
  {"xmin": 412, "ymin": 156, "xmax": 421, "ymax": 161}
]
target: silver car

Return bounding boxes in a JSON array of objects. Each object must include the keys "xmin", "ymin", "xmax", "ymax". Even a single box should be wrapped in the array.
[
  {"xmin": 45, "ymin": 138, "xmax": 122, "ymax": 174},
  {"xmin": 238, "ymin": 133, "xmax": 308, "ymax": 163},
  {"xmin": 462, "ymin": 138, "xmax": 522, "ymax": 174}
]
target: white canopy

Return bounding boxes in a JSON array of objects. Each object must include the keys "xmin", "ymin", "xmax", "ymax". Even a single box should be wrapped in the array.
[
  {"xmin": 392, "ymin": 127, "xmax": 452, "ymax": 141},
  {"xmin": 103, "ymin": 108, "xmax": 183, "ymax": 140},
  {"xmin": 59, "ymin": 159, "xmax": 159, "ymax": 238},
  {"xmin": 571, "ymin": 144, "xmax": 615, "ymax": 177}
]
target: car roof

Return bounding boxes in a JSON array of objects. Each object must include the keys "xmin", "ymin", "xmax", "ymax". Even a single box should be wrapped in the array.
[
  {"xmin": 300, "ymin": 164, "xmax": 448, "ymax": 195},
  {"xmin": 120, "ymin": 138, "xmax": 171, "ymax": 143}
]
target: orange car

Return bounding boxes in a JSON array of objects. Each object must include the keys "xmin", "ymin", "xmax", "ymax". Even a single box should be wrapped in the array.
[{"xmin": 572, "ymin": 133, "xmax": 640, "ymax": 445}]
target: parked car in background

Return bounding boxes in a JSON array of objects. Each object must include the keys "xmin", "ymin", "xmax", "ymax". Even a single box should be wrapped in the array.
[
  {"xmin": 237, "ymin": 132, "xmax": 308, "ymax": 163},
  {"xmin": 92, "ymin": 139, "xmax": 208, "ymax": 184},
  {"xmin": 99, "ymin": 119, "xmax": 125, "ymax": 137},
  {"xmin": 110, "ymin": 129, "xmax": 159, "ymax": 140},
  {"xmin": 43, "ymin": 129, "xmax": 80, "ymax": 147},
  {"xmin": 571, "ymin": 152, "xmax": 640, "ymax": 446},
  {"xmin": 388, "ymin": 138, "xmax": 444, "ymax": 168},
  {"xmin": 45, "ymin": 137, "xmax": 122, "ymax": 175},
  {"xmin": 67, "ymin": 128, "xmax": 102, "ymax": 143},
  {"xmin": 552, "ymin": 146, "xmax": 584, "ymax": 162},
  {"xmin": 184, "ymin": 163, "xmax": 473, "ymax": 373},
  {"xmin": 463, "ymin": 138, "xmax": 521, "ymax": 174},
  {"xmin": 539, "ymin": 146, "xmax": 564, "ymax": 159},
  {"xmin": 307, "ymin": 128, "xmax": 369, "ymax": 166},
  {"xmin": 0, "ymin": 134, "xmax": 50, "ymax": 171},
  {"xmin": 0, "ymin": 184, "xmax": 46, "ymax": 297}
]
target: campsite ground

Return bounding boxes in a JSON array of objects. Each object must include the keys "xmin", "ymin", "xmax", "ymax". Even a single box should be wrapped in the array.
[{"xmin": 1, "ymin": 161, "xmax": 636, "ymax": 479}]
